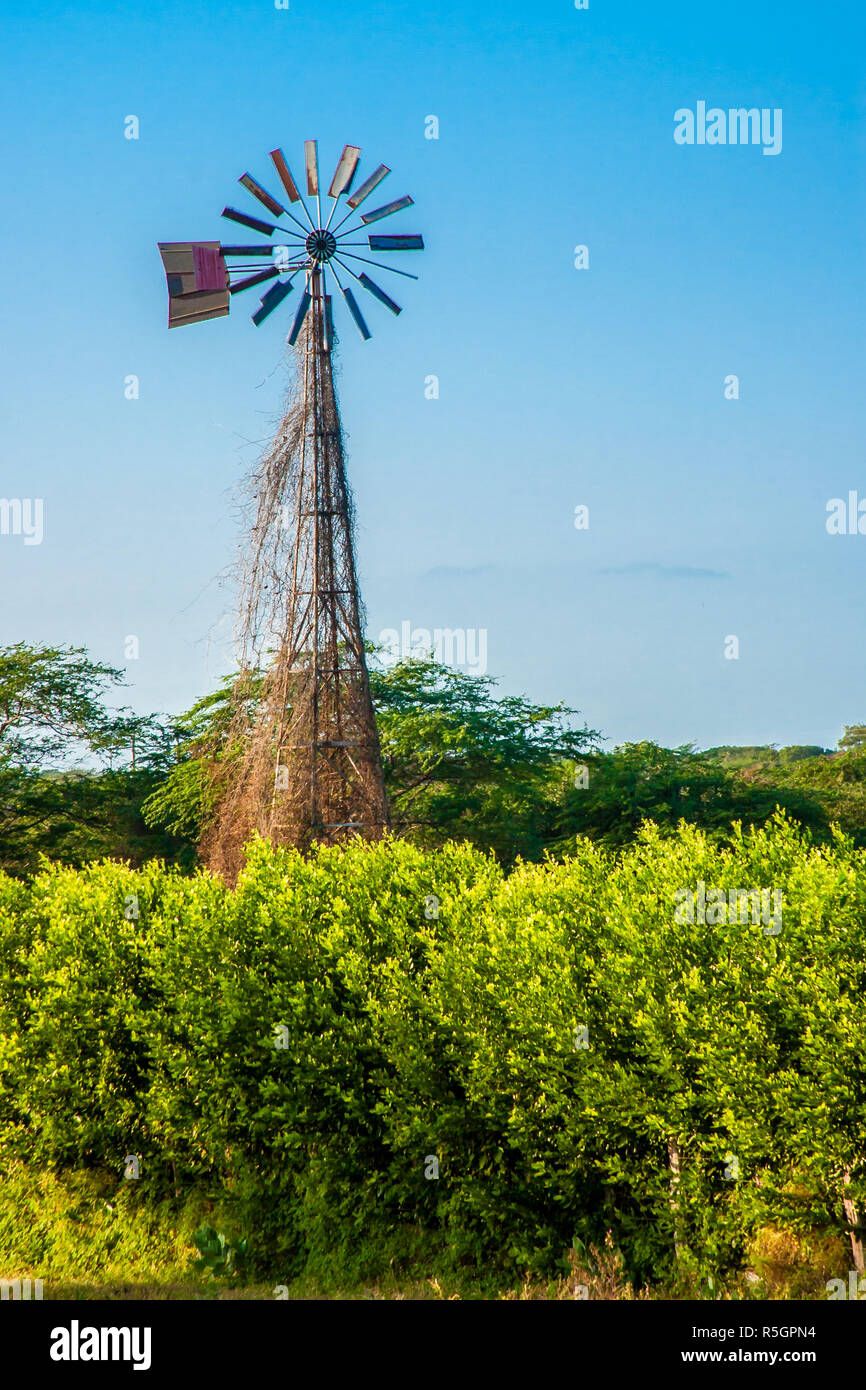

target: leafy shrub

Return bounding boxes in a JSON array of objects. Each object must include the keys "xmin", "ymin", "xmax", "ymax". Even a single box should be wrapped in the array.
[
  {"xmin": 0, "ymin": 818, "xmax": 863, "ymax": 1290},
  {"xmin": 191, "ymin": 1225, "xmax": 248, "ymax": 1281}
]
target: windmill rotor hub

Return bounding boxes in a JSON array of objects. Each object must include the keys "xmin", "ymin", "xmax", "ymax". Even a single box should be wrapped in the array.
[{"xmin": 306, "ymin": 228, "xmax": 337, "ymax": 263}]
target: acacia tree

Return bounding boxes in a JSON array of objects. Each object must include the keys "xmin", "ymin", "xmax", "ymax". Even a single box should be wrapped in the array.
[
  {"xmin": 552, "ymin": 741, "xmax": 836, "ymax": 852},
  {"xmin": 0, "ymin": 643, "xmax": 175, "ymax": 874},
  {"xmin": 369, "ymin": 656, "xmax": 598, "ymax": 861},
  {"xmin": 143, "ymin": 657, "xmax": 599, "ymax": 865}
]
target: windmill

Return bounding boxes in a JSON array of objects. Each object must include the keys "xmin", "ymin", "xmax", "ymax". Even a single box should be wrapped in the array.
[{"xmin": 158, "ymin": 141, "xmax": 424, "ymax": 877}]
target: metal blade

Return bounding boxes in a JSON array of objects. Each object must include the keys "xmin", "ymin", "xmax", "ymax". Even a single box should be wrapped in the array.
[
  {"xmin": 360, "ymin": 195, "xmax": 414, "ymax": 226},
  {"xmin": 357, "ymin": 272, "xmax": 401, "ymax": 315},
  {"xmin": 229, "ymin": 267, "xmax": 280, "ymax": 294},
  {"xmin": 335, "ymin": 250, "xmax": 419, "ymax": 279},
  {"xmin": 342, "ymin": 157, "xmax": 360, "ymax": 197},
  {"xmin": 286, "ymin": 288, "xmax": 312, "ymax": 343},
  {"xmin": 304, "ymin": 141, "xmax": 319, "ymax": 196},
  {"xmin": 328, "ymin": 145, "xmax": 361, "ymax": 198},
  {"xmin": 238, "ymin": 173, "xmax": 285, "ymax": 219},
  {"xmin": 221, "ymin": 244, "xmax": 276, "ymax": 256},
  {"xmin": 269, "ymin": 148, "xmax": 302, "ymax": 203},
  {"xmin": 222, "ymin": 207, "xmax": 277, "ymax": 237},
  {"xmin": 346, "ymin": 164, "xmax": 389, "ymax": 209},
  {"xmin": 343, "ymin": 287, "xmax": 371, "ymax": 340},
  {"xmin": 368, "ymin": 234, "xmax": 424, "ymax": 250},
  {"xmin": 252, "ymin": 277, "xmax": 296, "ymax": 326}
]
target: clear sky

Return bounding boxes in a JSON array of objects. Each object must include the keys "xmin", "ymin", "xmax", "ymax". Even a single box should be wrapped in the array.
[{"xmin": 1, "ymin": 0, "xmax": 863, "ymax": 750}]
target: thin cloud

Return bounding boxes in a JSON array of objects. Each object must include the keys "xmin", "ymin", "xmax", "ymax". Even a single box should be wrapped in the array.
[
  {"xmin": 420, "ymin": 564, "xmax": 495, "ymax": 581},
  {"xmin": 600, "ymin": 562, "xmax": 729, "ymax": 581}
]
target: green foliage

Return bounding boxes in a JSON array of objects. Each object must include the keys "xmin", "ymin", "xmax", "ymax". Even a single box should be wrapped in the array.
[
  {"xmin": 370, "ymin": 657, "xmax": 598, "ymax": 863},
  {"xmin": 142, "ymin": 658, "xmax": 598, "ymax": 867},
  {"xmin": 0, "ymin": 642, "xmax": 185, "ymax": 876},
  {"xmin": 705, "ymin": 745, "xmax": 830, "ymax": 770},
  {"xmin": 141, "ymin": 673, "xmax": 255, "ymax": 842},
  {"xmin": 0, "ymin": 1159, "xmax": 204, "ymax": 1287},
  {"xmin": 555, "ymin": 742, "xmax": 731, "ymax": 850},
  {"xmin": 8, "ymin": 640, "xmax": 866, "ymax": 874},
  {"xmin": 141, "ymin": 659, "xmax": 866, "ymax": 868},
  {"xmin": 552, "ymin": 742, "xmax": 833, "ymax": 853},
  {"xmin": 192, "ymin": 1225, "xmax": 248, "ymax": 1281},
  {"xmin": 0, "ymin": 642, "xmax": 139, "ymax": 768},
  {"xmin": 0, "ymin": 820, "xmax": 863, "ymax": 1291}
]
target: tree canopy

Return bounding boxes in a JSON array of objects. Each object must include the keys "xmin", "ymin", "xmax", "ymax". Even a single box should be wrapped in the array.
[
  {"xmin": 0, "ymin": 643, "xmax": 184, "ymax": 875},
  {"xmin": 3, "ymin": 639, "xmax": 866, "ymax": 874}
]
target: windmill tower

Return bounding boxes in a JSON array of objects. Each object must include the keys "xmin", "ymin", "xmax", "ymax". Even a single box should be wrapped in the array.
[{"xmin": 158, "ymin": 141, "xmax": 424, "ymax": 876}]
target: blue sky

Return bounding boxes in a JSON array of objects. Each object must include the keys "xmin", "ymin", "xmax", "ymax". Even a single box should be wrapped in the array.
[{"xmin": 0, "ymin": 0, "xmax": 863, "ymax": 749}]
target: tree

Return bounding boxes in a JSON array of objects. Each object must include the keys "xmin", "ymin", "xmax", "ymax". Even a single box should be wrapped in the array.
[
  {"xmin": 141, "ymin": 670, "xmax": 263, "ymax": 844},
  {"xmin": 0, "ymin": 642, "xmax": 137, "ymax": 768},
  {"xmin": 142, "ymin": 658, "xmax": 599, "ymax": 865},
  {"xmin": 0, "ymin": 643, "xmax": 181, "ymax": 875},
  {"xmin": 759, "ymin": 746, "xmax": 866, "ymax": 848},
  {"xmin": 552, "ymin": 741, "xmax": 836, "ymax": 853},
  {"xmin": 370, "ymin": 656, "xmax": 598, "ymax": 861}
]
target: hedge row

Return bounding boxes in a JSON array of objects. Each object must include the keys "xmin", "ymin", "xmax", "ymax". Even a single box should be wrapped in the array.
[{"xmin": 0, "ymin": 817, "xmax": 863, "ymax": 1287}]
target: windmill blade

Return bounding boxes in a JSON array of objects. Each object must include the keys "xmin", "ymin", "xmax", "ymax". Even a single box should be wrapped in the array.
[
  {"xmin": 342, "ymin": 287, "xmax": 372, "ymax": 341},
  {"xmin": 269, "ymin": 148, "xmax": 302, "ymax": 203},
  {"xmin": 252, "ymin": 277, "xmax": 295, "ymax": 326},
  {"xmin": 368, "ymin": 234, "xmax": 424, "ymax": 250},
  {"xmin": 346, "ymin": 164, "xmax": 389, "ymax": 209},
  {"xmin": 221, "ymin": 244, "xmax": 276, "ymax": 257},
  {"xmin": 222, "ymin": 207, "xmax": 278, "ymax": 237},
  {"xmin": 360, "ymin": 195, "xmax": 414, "ymax": 226},
  {"xmin": 304, "ymin": 141, "xmax": 319, "ymax": 196},
  {"xmin": 336, "ymin": 250, "xmax": 419, "ymax": 280},
  {"xmin": 328, "ymin": 145, "xmax": 360, "ymax": 198},
  {"xmin": 238, "ymin": 173, "xmax": 286, "ymax": 219},
  {"xmin": 342, "ymin": 157, "xmax": 360, "ymax": 197},
  {"xmin": 357, "ymin": 272, "xmax": 401, "ymax": 315},
  {"xmin": 229, "ymin": 267, "xmax": 280, "ymax": 295},
  {"xmin": 287, "ymin": 288, "xmax": 312, "ymax": 344}
]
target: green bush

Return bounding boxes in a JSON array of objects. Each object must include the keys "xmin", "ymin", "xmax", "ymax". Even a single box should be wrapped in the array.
[{"xmin": 0, "ymin": 819, "xmax": 863, "ymax": 1291}]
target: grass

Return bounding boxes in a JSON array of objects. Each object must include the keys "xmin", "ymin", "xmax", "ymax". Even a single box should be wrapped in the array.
[{"xmin": 0, "ymin": 1162, "xmax": 845, "ymax": 1301}]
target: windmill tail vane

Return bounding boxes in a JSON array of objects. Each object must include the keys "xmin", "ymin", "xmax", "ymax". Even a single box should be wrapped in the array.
[
  {"xmin": 158, "ymin": 140, "xmax": 423, "ymax": 877},
  {"xmin": 158, "ymin": 139, "xmax": 424, "ymax": 344}
]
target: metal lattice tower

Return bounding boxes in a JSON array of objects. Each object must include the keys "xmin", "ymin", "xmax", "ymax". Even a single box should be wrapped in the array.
[
  {"xmin": 158, "ymin": 140, "xmax": 423, "ymax": 874},
  {"xmin": 268, "ymin": 273, "xmax": 389, "ymax": 845}
]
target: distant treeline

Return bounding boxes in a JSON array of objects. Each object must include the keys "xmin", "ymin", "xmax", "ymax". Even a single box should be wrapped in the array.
[{"xmin": 2, "ymin": 641, "xmax": 865, "ymax": 876}]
